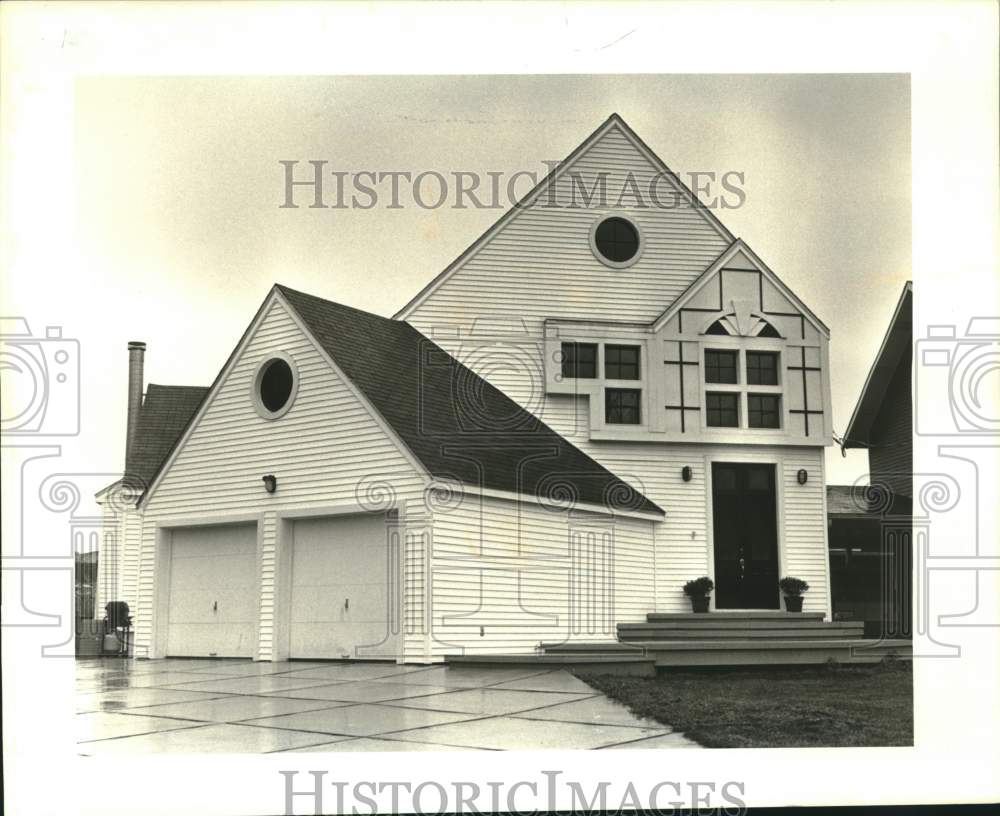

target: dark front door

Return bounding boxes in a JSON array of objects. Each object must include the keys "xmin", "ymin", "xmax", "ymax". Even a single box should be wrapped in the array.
[{"xmin": 711, "ymin": 463, "xmax": 779, "ymax": 609}]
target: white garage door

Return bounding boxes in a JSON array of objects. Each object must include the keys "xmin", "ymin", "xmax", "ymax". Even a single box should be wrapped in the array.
[
  {"xmin": 166, "ymin": 523, "xmax": 257, "ymax": 658},
  {"xmin": 290, "ymin": 514, "xmax": 397, "ymax": 659}
]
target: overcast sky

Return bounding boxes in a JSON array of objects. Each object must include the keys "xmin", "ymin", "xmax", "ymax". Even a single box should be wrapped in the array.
[{"xmin": 50, "ymin": 74, "xmax": 909, "ymax": 486}]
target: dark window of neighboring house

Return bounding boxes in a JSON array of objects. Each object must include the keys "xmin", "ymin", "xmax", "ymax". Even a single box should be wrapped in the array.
[
  {"xmin": 606, "ymin": 388, "xmax": 641, "ymax": 425},
  {"xmin": 705, "ymin": 319, "xmax": 730, "ymax": 335},
  {"xmin": 704, "ymin": 349, "xmax": 738, "ymax": 384},
  {"xmin": 746, "ymin": 351, "xmax": 779, "ymax": 385},
  {"xmin": 748, "ymin": 394, "xmax": 781, "ymax": 428},
  {"xmin": 560, "ymin": 342, "xmax": 597, "ymax": 379},
  {"xmin": 706, "ymin": 392, "xmax": 739, "ymax": 427},
  {"xmin": 594, "ymin": 217, "xmax": 640, "ymax": 264},
  {"xmin": 605, "ymin": 344, "xmax": 640, "ymax": 380}
]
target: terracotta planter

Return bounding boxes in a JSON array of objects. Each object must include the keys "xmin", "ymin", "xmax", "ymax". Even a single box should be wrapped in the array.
[
  {"xmin": 691, "ymin": 595, "xmax": 710, "ymax": 613},
  {"xmin": 784, "ymin": 595, "xmax": 804, "ymax": 612}
]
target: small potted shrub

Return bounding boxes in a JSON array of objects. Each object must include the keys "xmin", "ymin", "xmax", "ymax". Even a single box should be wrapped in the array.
[
  {"xmin": 779, "ymin": 577, "xmax": 809, "ymax": 612},
  {"xmin": 683, "ymin": 576, "xmax": 714, "ymax": 613}
]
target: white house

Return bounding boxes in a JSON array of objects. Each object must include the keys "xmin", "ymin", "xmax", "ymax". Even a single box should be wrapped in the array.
[{"xmin": 97, "ymin": 114, "xmax": 836, "ymax": 665}]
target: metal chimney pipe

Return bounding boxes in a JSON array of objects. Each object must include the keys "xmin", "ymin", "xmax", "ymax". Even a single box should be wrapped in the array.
[{"xmin": 125, "ymin": 341, "xmax": 146, "ymax": 467}]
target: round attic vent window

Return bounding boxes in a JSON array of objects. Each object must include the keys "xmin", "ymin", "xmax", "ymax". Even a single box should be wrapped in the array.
[
  {"xmin": 591, "ymin": 216, "xmax": 642, "ymax": 268},
  {"xmin": 252, "ymin": 354, "xmax": 298, "ymax": 419}
]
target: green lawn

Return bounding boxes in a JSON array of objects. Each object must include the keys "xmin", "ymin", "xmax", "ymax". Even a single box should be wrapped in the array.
[{"xmin": 582, "ymin": 661, "xmax": 913, "ymax": 748}]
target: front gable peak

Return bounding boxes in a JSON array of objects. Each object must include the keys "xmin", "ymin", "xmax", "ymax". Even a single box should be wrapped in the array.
[{"xmin": 395, "ymin": 113, "xmax": 735, "ymax": 323}]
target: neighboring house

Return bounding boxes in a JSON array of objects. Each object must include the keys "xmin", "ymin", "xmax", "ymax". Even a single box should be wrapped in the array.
[
  {"xmin": 74, "ymin": 550, "xmax": 99, "ymax": 620},
  {"xmin": 827, "ymin": 282, "xmax": 912, "ymax": 636},
  {"xmin": 98, "ymin": 114, "xmax": 836, "ymax": 663}
]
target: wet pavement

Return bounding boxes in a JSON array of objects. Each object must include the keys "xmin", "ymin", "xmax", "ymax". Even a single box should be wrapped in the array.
[{"xmin": 77, "ymin": 658, "xmax": 699, "ymax": 753}]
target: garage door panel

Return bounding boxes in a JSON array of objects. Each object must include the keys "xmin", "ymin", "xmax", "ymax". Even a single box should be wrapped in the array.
[
  {"xmin": 173, "ymin": 526, "xmax": 256, "ymax": 558},
  {"xmin": 289, "ymin": 514, "xmax": 397, "ymax": 659},
  {"xmin": 292, "ymin": 585, "xmax": 387, "ymax": 623},
  {"xmin": 290, "ymin": 622, "xmax": 394, "ymax": 659},
  {"xmin": 168, "ymin": 554, "xmax": 256, "ymax": 590},
  {"xmin": 168, "ymin": 589, "xmax": 257, "ymax": 624},
  {"xmin": 168, "ymin": 624, "xmax": 254, "ymax": 659},
  {"xmin": 292, "ymin": 545, "xmax": 389, "ymax": 586},
  {"xmin": 166, "ymin": 523, "xmax": 257, "ymax": 658}
]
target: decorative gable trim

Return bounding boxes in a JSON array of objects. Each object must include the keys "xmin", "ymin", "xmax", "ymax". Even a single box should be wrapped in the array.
[
  {"xmin": 394, "ymin": 113, "xmax": 735, "ymax": 321},
  {"xmin": 651, "ymin": 238, "xmax": 830, "ymax": 338}
]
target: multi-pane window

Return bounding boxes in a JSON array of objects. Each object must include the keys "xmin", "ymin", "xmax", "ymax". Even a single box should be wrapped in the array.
[
  {"xmin": 605, "ymin": 388, "xmax": 641, "ymax": 425},
  {"xmin": 706, "ymin": 392, "xmax": 739, "ymax": 427},
  {"xmin": 604, "ymin": 345, "xmax": 640, "ymax": 380},
  {"xmin": 560, "ymin": 342, "xmax": 597, "ymax": 379},
  {"xmin": 746, "ymin": 351, "xmax": 779, "ymax": 385},
  {"xmin": 704, "ymin": 349, "xmax": 738, "ymax": 384},
  {"xmin": 594, "ymin": 217, "xmax": 640, "ymax": 264},
  {"xmin": 748, "ymin": 394, "xmax": 781, "ymax": 428}
]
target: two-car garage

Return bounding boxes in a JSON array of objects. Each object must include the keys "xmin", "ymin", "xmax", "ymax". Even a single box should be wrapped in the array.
[{"xmin": 161, "ymin": 514, "xmax": 396, "ymax": 660}]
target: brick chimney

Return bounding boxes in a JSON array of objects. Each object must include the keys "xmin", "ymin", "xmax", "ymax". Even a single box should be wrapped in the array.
[{"xmin": 125, "ymin": 341, "xmax": 146, "ymax": 467}]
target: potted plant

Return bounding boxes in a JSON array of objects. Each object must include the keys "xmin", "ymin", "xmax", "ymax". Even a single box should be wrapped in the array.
[
  {"xmin": 683, "ymin": 576, "xmax": 714, "ymax": 613},
  {"xmin": 779, "ymin": 577, "xmax": 809, "ymax": 612}
]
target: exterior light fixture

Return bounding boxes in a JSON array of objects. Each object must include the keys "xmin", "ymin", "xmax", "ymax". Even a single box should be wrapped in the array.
[
  {"xmin": 682, "ymin": 466, "xmax": 693, "ymax": 482},
  {"xmin": 262, "ymin": 474, "xmax": 277, "ymax": 494},
  {"xmin": 797, "ymin": 469, "xmax": 808, "ymax": 485}
]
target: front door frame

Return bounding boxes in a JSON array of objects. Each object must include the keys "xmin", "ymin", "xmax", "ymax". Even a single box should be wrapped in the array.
[{"xmin": 703, "ymin": 451, "xmax": 787, "ymax": 611}]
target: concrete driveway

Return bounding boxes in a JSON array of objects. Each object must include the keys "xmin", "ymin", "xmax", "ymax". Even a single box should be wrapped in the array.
[{"xmin": 77, "ymin": 658, "xmax": 697, "ymax": 752}]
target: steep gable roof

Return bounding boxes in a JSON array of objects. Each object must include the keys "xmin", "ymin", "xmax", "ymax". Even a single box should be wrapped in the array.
[
  {"xmin": 393, "ymin": 112, "xmax": 735, "ymax": 320},
  {"xmin": 125, "ymin": 384, "xmax": 209, "ymax": 488},
  {"xmin": 277, "ymin": 285, "xmax": 663, "ymax": 516},
  {"xmin": 132, "ymin": 285, "xmax": 663, "ymax": 517},
  {"xmin": 844, "ymin": 282, "xmax": 912, "ymax": 446}
]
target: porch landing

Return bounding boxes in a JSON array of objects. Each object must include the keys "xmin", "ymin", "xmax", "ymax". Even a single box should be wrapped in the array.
[{"xmin": 445, "ymin": 612, "xmax": 912, "ymax": 671}]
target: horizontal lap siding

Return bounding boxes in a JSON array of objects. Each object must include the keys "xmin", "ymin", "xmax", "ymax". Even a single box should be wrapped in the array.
[
  {"xmin": 133, "ymin": 299, "xmax": 428, "ymax": 660},
  {"xmin": 780, "ymin": 449, "xmax": 831, "ymax": 615},
  {"xmin": 406, "ymin": 127, "xmax": 728, "ymax": 330},
  {"xmin": 122, "ymin": 510, "xmax": 142, "ymax": 616},
  {"xmin": 429, "ymin": 495, "xmax": 655, "ymax": 655},
  {"xmin": 585, "ymin": 446, "xmax": 709, "ymax": 613}
]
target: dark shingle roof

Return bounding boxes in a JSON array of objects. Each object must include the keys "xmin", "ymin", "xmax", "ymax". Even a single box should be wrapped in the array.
[
  {"xmin": 277, "ymin": 285, "xmax": 663, "ymax": 516},
  {"xmin": 125, "ymin": 384, "xmax": 208, "ymax": 488}
]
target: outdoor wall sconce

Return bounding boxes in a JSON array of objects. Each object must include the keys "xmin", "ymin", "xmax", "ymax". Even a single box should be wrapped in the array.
[
  {"xmin": 797, "ymin": 469, "xmax": 808, "ymax": 485},
  {"xmin": 682, "ymin": 466, "xmax": 693, "ymax": 482},
  {"xmin": 262, "ymin": 474, "xmax": 277, "ymax": 494}
]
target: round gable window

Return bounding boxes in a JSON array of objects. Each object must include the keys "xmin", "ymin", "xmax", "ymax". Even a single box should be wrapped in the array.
[
  {"xmin": 252, "ymin": 354, "xmax": 298, "ymax": 419},
  {"xmin": 591, "ymin": 216, "xmax": 642, "ymax": 268}
]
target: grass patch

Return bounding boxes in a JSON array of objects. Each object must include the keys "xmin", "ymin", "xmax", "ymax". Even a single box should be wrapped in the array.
[{"xmin": 581, "ymin": 660, "xmax": 912, "ymax": 748}]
